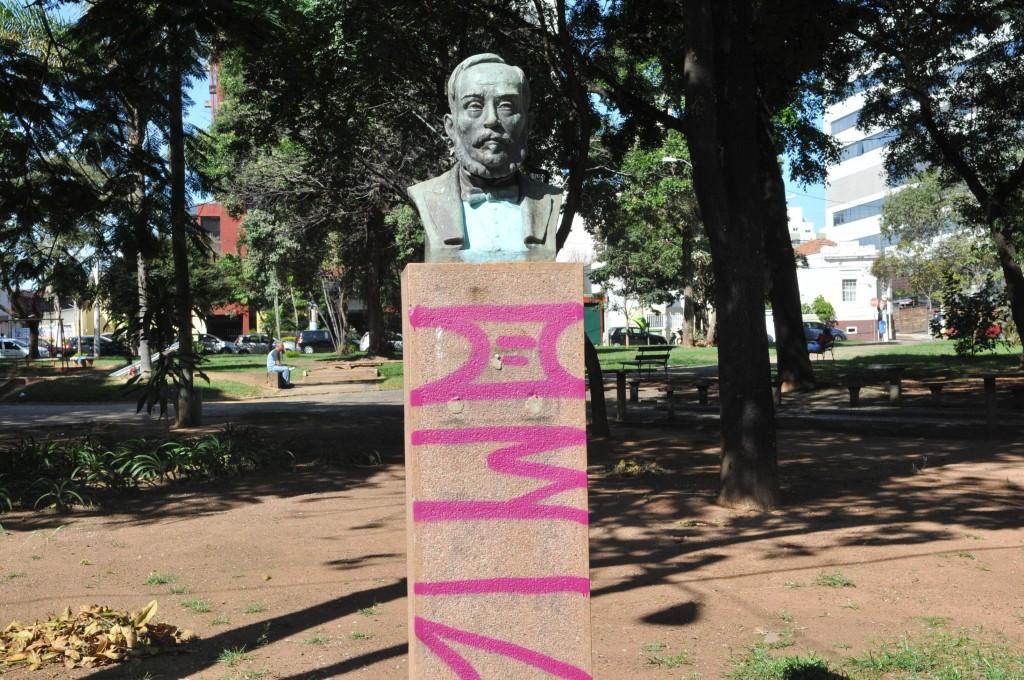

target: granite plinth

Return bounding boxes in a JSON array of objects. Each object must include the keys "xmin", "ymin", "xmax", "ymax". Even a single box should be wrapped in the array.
[{"xmin": 401, "ymin": 262, "xmax": 592, "ymax": 679}]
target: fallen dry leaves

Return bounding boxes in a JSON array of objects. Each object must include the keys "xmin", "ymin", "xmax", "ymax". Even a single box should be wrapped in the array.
[{"xmin": 0, "ymin": 600, "xmax": 193, "ymax": 671}]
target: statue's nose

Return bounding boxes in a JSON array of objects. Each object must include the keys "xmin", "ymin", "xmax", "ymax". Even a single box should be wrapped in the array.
[{"xmin": 482, "ymin": 101, "xmax": 501, "ymax": 129}]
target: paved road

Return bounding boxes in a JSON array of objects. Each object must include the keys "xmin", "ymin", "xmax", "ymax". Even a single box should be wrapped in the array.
[{"xmin": 0, "ymin": 388, "xmax": 404, "ymax": 430}]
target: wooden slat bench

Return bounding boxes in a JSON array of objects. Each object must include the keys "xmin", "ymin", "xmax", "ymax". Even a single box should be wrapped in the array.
[{"xmin": 622, "ymin": 345, "xmax": 671, "ymax": 379}]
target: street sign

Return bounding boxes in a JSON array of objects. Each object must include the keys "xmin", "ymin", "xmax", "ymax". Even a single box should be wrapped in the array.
[{"xmin": 869, "ymin": 297, "xmax": 878, "ymax": 308}]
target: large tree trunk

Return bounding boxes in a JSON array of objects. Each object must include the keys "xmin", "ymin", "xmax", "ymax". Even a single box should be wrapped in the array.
[
  {"xmin": 757, "ymin": 107, "xmax": 814, "ymax": 391},
  {"xmin": 365, "ymin": 209, "xmax": 387, "ymax": 357},
  {"xmin": 681, "ymin": 286, "xmax": 695, "ymax": 346},
  {"xmin": 584, "ymin": 335, "xmax": 609, "ymax": 436},
  {"xmin": 26, "ymin": 318, "xmax": 40, "ymax": 360},
  {"xmin": 684, "ymin": 0, "xmax": 779, "ymax": 510},
  {"xmin": 169, "ymin": 70, "xmax": 199, "ymax": 427},
  {"xmin": 990, "ymin": 219, "xmax": 1024, "ymax": 368}
]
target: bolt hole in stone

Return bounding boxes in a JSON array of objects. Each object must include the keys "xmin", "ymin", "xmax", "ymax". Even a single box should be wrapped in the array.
[
  {"xmin": 447, "ymin": 398, "xmax": 464, "ymax": 414},
  {"xmin": 491, "ymin": 354, "xmax": 503, "ymax": 370},
  {"xmin": 526, "ymin": 394, "xmax": 542, "ymax": 415}
]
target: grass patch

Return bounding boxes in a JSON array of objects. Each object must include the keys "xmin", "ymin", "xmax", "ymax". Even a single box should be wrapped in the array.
[
  {"xmin": 779, "ymin": 609, "xmax": 795, "ymax": 623},
  {"xmin": 350, "ymin": 631, "xmax": 372, "ymax": 640},
  {"xmin": 728, "ymin": 645, "xmax": 842, "ymax": 679},
  {"xmin": 917, "ymin": 616, "xmax": 950, "ymax": 629},
  {"xmin": 646, "ymin": 651, "xmax": 689, "ymax": 668},
  {"xmin": 814, "ymin": 571, "xmax": 855, "ymax": 588},
  {"xmin": 217, "ymin": 645, "xmax": 249, "ymax": 667},
  {"xmin": 595, "ymin": 344, "xmax": 719, "ymax": 372},
  {"xmin": 143, "ymin": 572, "xmax": 176, "ymax": 586},
  {"xmin": 304, "ymin": 629, "xmax": 330, "ymax": 646},
  {"xmin": 243, "ymin": 602, "xmax": 268, "ymax": 614},
  {"xmin": 14, "ymin": 371, "xmax": 261, "ymax": 402},
  {"xmin": 180, "ymin": 598, "xmax": 213, "ymax": 613},
  {"xmin": 169, "ymin": 585, "xmax": 189, "ymax": 595},
  {"xmin": 0, "ymin": 572, "xmax": 27, "ymax": 584},
  {"xmin": 211, "ymin": 615, "xmax": 231, "ymax": 626},
  {"xmin": 848, "ymin": 629, "xmax": 1024, "ymax": 678},
  {"xmin": 784, "ymin": 580, "xmax": 804, "ymax": 589},
  {"xmin": 358, "ymin": 602, "xmax": 382, "ymax": 617},
  {"xmin": 376, "ymin": 362, "xmax": 404, "ymax": 389}
]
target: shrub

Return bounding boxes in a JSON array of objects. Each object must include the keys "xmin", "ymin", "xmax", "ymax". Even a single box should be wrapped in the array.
[
  {"xmin": 811, "ymin": 295, "xmax": 837, "ymax": 324},
  {"xmin": 932, "ymin": 274, "xmax": 1009, "ymax": 356},
  {"xmin": 0, "ymin": 425, "xmax": 292, "ymax": 513},
  {"xmin": 284, "ymin": 349, "xmax": 300, "ymax": 358}
]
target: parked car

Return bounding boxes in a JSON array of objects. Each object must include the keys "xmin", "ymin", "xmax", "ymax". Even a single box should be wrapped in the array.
[
  {"xmin": 61, "ymin": 335, "xmax": 131, "ymax": 358},
  {"xmin": 276, "ymin": 338, "xmax": 297, "ymax": 352},
  {"xmin": 195, "ymin": 333, "xmax": 237, "ymax": 354},
  {"xmin": 608, "ymin": 327, "xmax": 667, "ymax": 346},
  {"xmin": 235, "ymin": 333, "xmax": 272, "ymax": 354},
  {"xmin": 0, "ymin": 338, "xmax": 29, "ymax": 359},
  {"xmin": 11, "ymin": 338, "xmax": 51, "ymax": 358},
  {"xmin": 296, "ymin": 329, "xmax": 335, "ymax": 354},
  {"xmin": 803, "ymin": 321, "xmax": 847, "ymax": 341},
  {"xmin": 358, "ymin": 331, "xmax": 403, "ymax": 354}
]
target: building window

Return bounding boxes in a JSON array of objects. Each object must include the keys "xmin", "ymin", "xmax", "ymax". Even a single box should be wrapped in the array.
[
  {"xmin": 833, "ymin": 197, "xmax": 887, "ymax": 225},
  {"xmin": 830, "ymin": 110, "xmax": 860, "ymax": 134},
  {"xmin": 842, "ymin": 279, "xmax": 857, "ymax": 302},
  {"xmin": 200, "ymin": 216, "xmax": 222, "ymax": 253},
  {"xmin": 839, "ymin": 129, "xmax": 898, "ymax": 161}
]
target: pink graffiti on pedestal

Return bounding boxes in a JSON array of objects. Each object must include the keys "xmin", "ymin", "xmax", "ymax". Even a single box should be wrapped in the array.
[
  {"xmin": 408, "ymin": 303, "xmax": 586, "ymax": 406},
  {"xmin": 408, "ymin": 302, "xmax": 591, "ymax": 679}
]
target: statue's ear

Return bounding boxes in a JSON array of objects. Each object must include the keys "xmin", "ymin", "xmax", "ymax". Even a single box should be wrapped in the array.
[{"xmin": 443, "ymin": 113, "xmax": 455, "ymax": 141}]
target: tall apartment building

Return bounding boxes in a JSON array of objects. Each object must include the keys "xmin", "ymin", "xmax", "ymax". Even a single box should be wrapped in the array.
[{"xmin": 798, "ymin": 88, "xmax": 895, "ymax": 339}]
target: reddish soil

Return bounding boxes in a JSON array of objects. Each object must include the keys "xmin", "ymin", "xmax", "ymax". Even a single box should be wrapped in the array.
[{"xmin": 1, "ymin": 415, "xmax": 1022, "ymax": 679}]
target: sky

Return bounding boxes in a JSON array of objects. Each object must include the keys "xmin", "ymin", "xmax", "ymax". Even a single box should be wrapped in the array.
[{"xmin": 783, "ymin": 160, "xmax": 827, "ymax": 232}]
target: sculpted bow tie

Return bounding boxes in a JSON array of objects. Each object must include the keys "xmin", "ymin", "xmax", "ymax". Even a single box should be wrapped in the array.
[{"xmin": 462, "ymin": 181, "xmax": 520, "ymax": 207}]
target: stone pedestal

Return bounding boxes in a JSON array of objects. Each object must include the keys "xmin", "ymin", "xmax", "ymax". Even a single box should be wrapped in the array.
[{"xmin": 401, "ymin": 262, "xmax": 592, "ymax": 679}]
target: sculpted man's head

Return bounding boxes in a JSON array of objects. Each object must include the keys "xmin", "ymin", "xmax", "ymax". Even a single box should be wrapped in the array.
[{"xmin": 445, "ymin": 53, "xmax": 531, "ymax": 181}]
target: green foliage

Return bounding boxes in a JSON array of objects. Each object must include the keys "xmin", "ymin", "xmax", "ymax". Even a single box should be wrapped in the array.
[
  {"xmin": 0, "ymin": 425, "xmax": 292, "ymax": 513},
  {"xmin": 813, "ymin": 571, "xmax": 855, "ymax": 588},
  {"xmin": 847, "ymin": 629, "xmax": 1024, "ymax": 678},
  {"xmin": 874, "ymin": 171, "xmax": 999, "ymax": 302},
  {"xmin": 810, "ymin": 296, "xmax": 837, "ymax": 324},
  {"xmin": 933, "ymin": 275, "xmax": 1010, "ymax": 357},
  {"xmin": 728, "ymin": 644, "xmax": 844, "ymax": 679},
  {"xmin": 587, "ymin": 130, "xmax": 710, "ymax": 313}
]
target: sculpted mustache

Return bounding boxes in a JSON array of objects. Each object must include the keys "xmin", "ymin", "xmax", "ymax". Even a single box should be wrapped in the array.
[{"xmin": 473, "ymin": 134, "xmax": 510, "ymax": 147}]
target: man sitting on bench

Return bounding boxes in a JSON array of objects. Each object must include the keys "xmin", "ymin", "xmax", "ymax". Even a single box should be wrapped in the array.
[
  {"xmin": 267, "ymin": 341, "xmax": 294, "ymax": 388},
  {"xmin": 807, "ymin": 326, "xmax": 833, "ymax": 356}
]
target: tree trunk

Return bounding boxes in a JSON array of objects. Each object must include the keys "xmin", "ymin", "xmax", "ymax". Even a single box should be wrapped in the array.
[
  {"xmin": 137, "ymin": 251, "xmax": 152, "ymax": 374},
  {"xmin": 92, "ymin": 264, "xmax": 102, "ymax": 358},
  {"xmin": 27, "ymin": 319, "xmax": 40, "ymax": 360},
  {"xmin": 757, "ymin": 107, "xmax": 814, "ymax": 391},
  {"xmin": 365, "ymin": 210, "xmax": 387, "ymax": 357},
  {"xmin": 682, "ymin": 287, "xmax": 695, "ymax": 346},
  {"xmin": 336, "ymin": 285, "xmax": 349, "ymax": 348},
  {"xmin": 129, "ymin": 108, "xmax": 152, "ymax": 375},
  {"xmin": 169, "ymin": 68, "xmax": 199, "ymax": 427},
  {"xmin": 290, "ymin": 288, "xmax": 300, "ymax": 332},
  {"xmin": 273, "ymin": 286, "xmax": 281, "ymax": 341},
  {"xmin": 684, "ymin": 0, "xmax": 779, "ymax": 510},
  {"xmin": 990, "ymin": 218, "xmax": 1024, "ymax": 367},
  {"xmin": 584, "ymin": 335, "xmax": 609, "ymax": 437}
]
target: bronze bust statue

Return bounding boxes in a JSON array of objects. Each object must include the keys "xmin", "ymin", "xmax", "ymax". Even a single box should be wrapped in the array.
[{"xmin": 408, "ymin": 53, "xmax": 561, "ymax": 263}]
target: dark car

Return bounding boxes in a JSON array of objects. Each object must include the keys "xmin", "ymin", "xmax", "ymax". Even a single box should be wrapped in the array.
[
  {"xmin": 608, "ymin": 327, "xmax": 667, "ymax": 346},
  {"xmin": 803, "ymin": 321, "xmax": 847, "ymax": 342},
  {"xmin": 296, "ymin": 329, "xmax": 335, "ymax": 354}
]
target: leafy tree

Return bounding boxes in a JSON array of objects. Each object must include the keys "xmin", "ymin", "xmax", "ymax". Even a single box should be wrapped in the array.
[
  {"xmin": 847, "ymin": 0, "xmax": 1024, "ymax": 366},
  {"xmin": 587, "ymin": 131, "xmax": 712, "ymax": 345},
  {"xmin": 873, "ymin": 170, "xmax": 1000, "ymax": 309},
  {"xmin": 810, "ymin": 295, "xmax": 836, "ymax": 324}
]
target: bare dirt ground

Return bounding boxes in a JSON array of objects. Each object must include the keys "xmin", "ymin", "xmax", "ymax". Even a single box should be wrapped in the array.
[{"xmin": 1, "ymin": 411, "xmax": 1022, "ymax": 679}]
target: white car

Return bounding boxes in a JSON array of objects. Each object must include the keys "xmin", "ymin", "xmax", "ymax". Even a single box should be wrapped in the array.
[
  {"xmin": 12, "ymin": 338, "xmax": 50, "ymax": 358},
  {"xmin": 0, "ymin": 339, "xmax": 29, "ymax": 359}
]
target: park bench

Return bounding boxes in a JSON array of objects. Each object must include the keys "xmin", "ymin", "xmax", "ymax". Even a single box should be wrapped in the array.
[
  {"xmin": 621, "ymin": 345, "xmax": 671, "ymax": 379},
  {"xmin": 845, "ymin": 365, "xmax": 904, "ymax": 406}
]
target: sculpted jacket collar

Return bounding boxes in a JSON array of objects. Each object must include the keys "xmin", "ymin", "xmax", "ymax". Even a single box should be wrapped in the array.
[{"xmin": 410, "ymin": 165, "xmax": 559, "ymax": 260}]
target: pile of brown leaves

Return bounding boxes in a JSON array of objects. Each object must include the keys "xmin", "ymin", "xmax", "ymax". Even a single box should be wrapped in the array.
[{"xmin": 1, "ymin": 601, "xmax": 194, "ymax": 671}]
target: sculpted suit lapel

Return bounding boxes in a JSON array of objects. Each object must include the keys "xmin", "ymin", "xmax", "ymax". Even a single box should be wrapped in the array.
[{"xmin": 408, "ymin": 165, "xmax": 561, "ymax": 261}]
